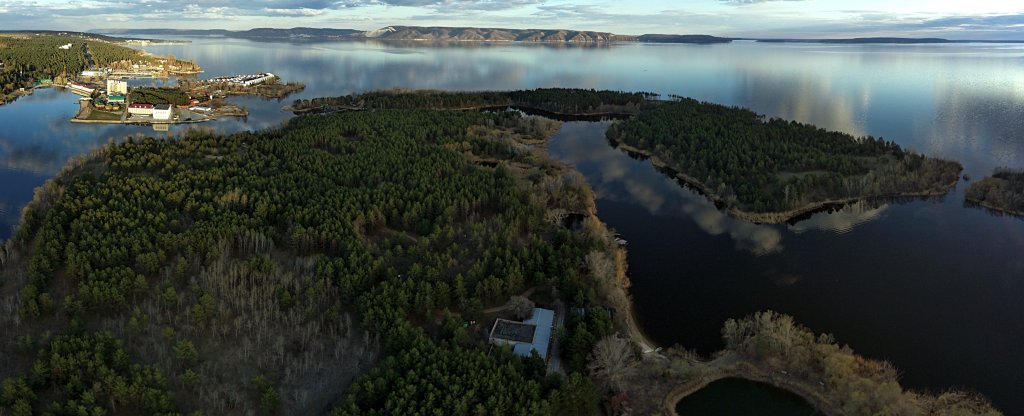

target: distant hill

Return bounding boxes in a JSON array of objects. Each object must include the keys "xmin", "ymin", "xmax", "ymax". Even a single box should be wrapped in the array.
[
  {"xmin": 363, "ymin": 26, "xmax": 635, "ymax": 43},
  {"xmin": 756, "ymin": 37, "xmax": 1024, "ymax": 44},
  {"xmin": 92, "ymin": 26, "xmax": 732, "ymax": 44},
  {"xmin": 0, "ymin": 30, "xmax": 158, "ymax": 43}
]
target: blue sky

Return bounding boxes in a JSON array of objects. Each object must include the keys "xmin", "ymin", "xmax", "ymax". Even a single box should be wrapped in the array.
[{"xmin": 2, "ymin": 0, "xmax": 1023, "ymax": 39}]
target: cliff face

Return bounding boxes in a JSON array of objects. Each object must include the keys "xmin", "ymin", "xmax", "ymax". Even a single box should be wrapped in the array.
[{"xmin": 367, "ymin": 26, "xmax": 637, "ymax": 43}]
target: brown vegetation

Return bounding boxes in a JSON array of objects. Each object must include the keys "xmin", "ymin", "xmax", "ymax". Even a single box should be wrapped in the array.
[
  {"xmin": 602, "ymin": 311, "xmax": 1001, "ymax": 415},
  {"xmin": 965, "ymin": 168, "xmax": 1024, "ymax": 217}
]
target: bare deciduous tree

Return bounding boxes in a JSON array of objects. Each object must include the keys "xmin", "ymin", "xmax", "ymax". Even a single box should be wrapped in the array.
[
  {"xmin": 587, "ymin": 334, "xmax": 638, "ymax": 392},
  {"xmin": 508, "ymin": 296, "xmax": 534, "ymax": 320}
]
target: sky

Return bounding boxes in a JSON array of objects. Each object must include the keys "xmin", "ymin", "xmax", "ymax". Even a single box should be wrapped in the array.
[{"xmin": 1, "ymin": 0, "xmax": 1023, "ymax": 40}]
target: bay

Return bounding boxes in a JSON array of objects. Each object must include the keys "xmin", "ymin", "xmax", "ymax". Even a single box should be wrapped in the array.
[{"xmin": 1, "ymin": 37, "xmax": 1022, "ymax": 412}]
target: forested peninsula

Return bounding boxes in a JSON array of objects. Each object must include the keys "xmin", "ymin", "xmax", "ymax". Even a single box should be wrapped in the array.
[
  {"xmin": 0, "ymin": 33, "xmax": 199, "ymax": 105},
  {"xmin": 606, "ymin": 98, "xmax": 962, "ymax": 223},
  {"xmin": 0, "ymin": 101, "xmax": 637, "ymax": 415},
  {"xmin": 965, "ymin": 169, "xmax": 1024, "ymax": 217},
  {"xmin": 0, "ymin": 89, "xmax": 999, "ymax": 415}
]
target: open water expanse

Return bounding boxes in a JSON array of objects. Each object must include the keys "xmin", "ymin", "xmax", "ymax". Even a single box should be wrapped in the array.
[{"xmin": 1, "ymin": 37, "xmax": 1023, "ymax": 412}]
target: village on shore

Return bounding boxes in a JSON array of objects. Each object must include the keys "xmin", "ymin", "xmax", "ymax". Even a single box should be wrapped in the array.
[{"xmin": 65, "ymin": 70, "xmax": 304, "ymax": 126}]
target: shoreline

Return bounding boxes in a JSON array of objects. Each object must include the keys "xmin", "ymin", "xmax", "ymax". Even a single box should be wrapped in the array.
[
  {"xmin": 660, "ymin": 354, "xmax": 841, "ymax": 416},
  {"xmin": 69, "ymin": 118, "xmax": 216, "ymax": 125},
  {"xmin": 283, "ymin": 102, "xmax": 639, "ymax": 119},
  {"xmin": 965, "ymin": 198, "xmax": 1024, "ymax": 219},
  {"xmin": 613, "ymin": 141, "xmax": 959, "ymax": 224}
]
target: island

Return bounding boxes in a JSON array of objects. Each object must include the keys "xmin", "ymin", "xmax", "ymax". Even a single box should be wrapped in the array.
[
  {"xmin": 0, "ymin": 89, "xmax": 999, "ymax": 415},
  {"xmin": 606, "ymin": 97, "xmax": 962, "ymax": 223},
  {"xmin": 965, "ymin": 168, "xmax": 1024, "ymax": 217}
]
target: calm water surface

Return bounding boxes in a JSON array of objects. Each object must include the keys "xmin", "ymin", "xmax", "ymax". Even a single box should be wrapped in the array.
[
  {"xmin": 675, "ymin": 378, "xmax": 817, "ymax": 415},
  {"xmin": 1, "ymin": 38, "xmax": 1022, "ymax": 412}
]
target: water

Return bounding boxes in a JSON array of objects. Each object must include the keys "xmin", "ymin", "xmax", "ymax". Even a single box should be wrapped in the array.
[
  {"xmin": 675, "ymin": 378, "xmax": 817, "ymax": 415},
  {"xmin": 1, "ymin": 38, "xmax": 1022, "ymax": 412}
]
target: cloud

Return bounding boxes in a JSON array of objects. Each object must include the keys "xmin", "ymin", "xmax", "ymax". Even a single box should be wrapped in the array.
[
  {"xmin": 339, "ymin": 0, "xmax": 546, "ymax": 11},
  {"xmin": 718, "ymin": 0, "xmax": 806, "ymax": 4},
  {"xmin": 262, "ymin": 7, "xmax": 328, "ymax": 17}
]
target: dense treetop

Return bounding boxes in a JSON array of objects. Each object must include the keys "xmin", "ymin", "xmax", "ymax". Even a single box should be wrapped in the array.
[
  {"xmin": 291, "ymin": 88, "xmax": 657, "ymax": 115},
  {"xmin": 0, "ymin": 35, "xmax": 87, "ymax": 93}
]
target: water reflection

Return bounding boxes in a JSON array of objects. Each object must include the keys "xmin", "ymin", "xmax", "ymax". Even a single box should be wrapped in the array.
[
  {"xmin": 549, "ymin": 122, "xmax": 784, "ymax": 255},
  {"xmin": 788, "ymin": 200, "xmax": 889, "ymax": 235},
  {"xmin": 926, "ymin": 86, "xmax": 1024, "ymax": 177}
]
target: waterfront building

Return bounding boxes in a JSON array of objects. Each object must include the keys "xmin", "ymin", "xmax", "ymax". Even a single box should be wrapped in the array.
[
  {"xmin": 153, "ymin": 104, "xmax": 173, "ymax": 120},
  {"xmin": 128, "ymin": 103, "xmax": 154, "ymax": 116}
]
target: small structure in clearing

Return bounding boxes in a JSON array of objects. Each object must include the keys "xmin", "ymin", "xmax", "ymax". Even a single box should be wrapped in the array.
[{"xmin": 488, "ymin": 307, "xmax": 554, "ymax": 359}]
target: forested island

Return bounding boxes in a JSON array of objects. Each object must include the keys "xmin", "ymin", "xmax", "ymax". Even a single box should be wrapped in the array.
[
  {"xmin": 965, "ymin": 169, "xmax": 1024, "ymax": 217},
  {"xmin": 0, "ymin": 89, "xmax": 1000, "ymax": 415},
  {"xmin": 606, "ymin": 98, "xmax": 962, "ymax": 223}
]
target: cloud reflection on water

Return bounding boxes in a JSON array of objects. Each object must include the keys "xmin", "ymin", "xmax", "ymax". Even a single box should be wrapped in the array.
[{"xmin": 550, "ymin": 122, "xmax": 784, "ymax": 255}]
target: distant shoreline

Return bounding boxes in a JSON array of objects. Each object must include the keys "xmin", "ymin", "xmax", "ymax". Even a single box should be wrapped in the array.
[{"xmin": 85, "ymin": 27, "xmax": 1024, "ymax": 45}]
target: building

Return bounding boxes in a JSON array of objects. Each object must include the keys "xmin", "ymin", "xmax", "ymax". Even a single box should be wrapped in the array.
[
  {"xmin": 488, "ymin": 307, "xmax": 555, "ymax": 359},
  {"xmin": 189, "ymin": 106, "xmax": 212, "ymax": 112},
  {"xmin": 68, "ymin": 82, "xmax": 95, "ymax": 96},
  {"xmin": 128, "ymin": 103, "xmax": 154, "ymax": 116},
  {"xmin": 81, "ymin": 70, "xmax": 105, "ymax": 78},
  {"xmin": 152, "ymin": 104, "xmax": 173, "ymax": 120},
  {"xmin": 107, "ymin": 79, "xmax": 128, "ymax": 95},
  {"xmin": 107, "ymin": 95, "xmax": 126, "ymax": 104}
]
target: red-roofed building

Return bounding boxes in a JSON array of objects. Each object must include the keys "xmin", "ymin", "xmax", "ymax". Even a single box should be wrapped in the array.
[{"xmin": 128, "ymin": 103, "xmax": 155, "ymax": 116}]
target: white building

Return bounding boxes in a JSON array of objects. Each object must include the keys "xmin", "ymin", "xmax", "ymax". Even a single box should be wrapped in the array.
[
  {"xmin": 81, "ymin": 70, "xmax": 105, "ymax": 78},
  {"xmin": 188, "ymin": 106, "xmax": 212, "ymax": 112},
  {"xmin": 128, "ymin": 104, "xmax": 154, "ymax": 116},
  {"xmin": 68, "ymin": 82, "xmax": 95, "ymax": 96},
  {"xmin": 152, "ymin": 104, "xmax": 173, "ymax": 120},
  {"xmin": 107, "ymin": 79, "xmax": 128, "ymax": 95}
]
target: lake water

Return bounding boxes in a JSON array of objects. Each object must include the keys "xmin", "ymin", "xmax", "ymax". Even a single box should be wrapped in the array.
[
  {"xmin": 674, "ymin": 378, "xmax": 816, "ymax": 415},
  {"xmin": 1, "ymin": 38, "xmax": 1022, "ymax": 412}
]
